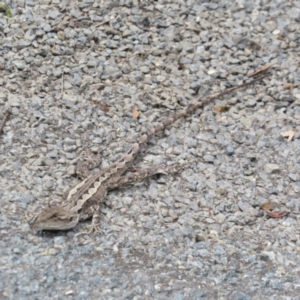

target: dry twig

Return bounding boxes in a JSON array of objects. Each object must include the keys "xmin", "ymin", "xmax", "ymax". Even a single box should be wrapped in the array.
[{"xmin": 0, "ymin": 110, "xmax": 10, "ymax": 134}]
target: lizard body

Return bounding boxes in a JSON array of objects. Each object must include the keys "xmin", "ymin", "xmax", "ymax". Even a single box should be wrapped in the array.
[{"xmin": 29, "ymin": 75, "xmax": 268, "ymax": 232}]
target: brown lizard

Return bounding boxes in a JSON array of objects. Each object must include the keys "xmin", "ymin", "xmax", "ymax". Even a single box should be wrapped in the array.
[{"xmin": 29, "ymin": 74, "xmax": 269, "ymax": 232}]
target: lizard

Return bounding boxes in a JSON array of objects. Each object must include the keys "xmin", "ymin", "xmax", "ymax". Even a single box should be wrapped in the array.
[{"xmin": 29, "ymin": 73, "xmax": 269, "ymax": 232}]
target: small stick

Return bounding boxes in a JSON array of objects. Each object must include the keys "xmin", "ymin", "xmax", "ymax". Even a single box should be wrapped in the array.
[
  {"xmin": 261, "ymin": 116, "xmax": 300, "ymax": 127},
  {"xmin": 0, "ymin": 110, "xmax": 10, "ymax": 134},
  {"xmin": 61, "ymin": 72, "xmax": 64, "ymax": 97},
  {"xmin": 94, "ymin": 13, "xmax": 116, "ymax": 28}
]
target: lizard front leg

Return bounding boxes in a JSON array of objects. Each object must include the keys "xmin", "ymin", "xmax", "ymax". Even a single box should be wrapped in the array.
[{"xmin": 78, "ymin": 185, "xmax": 108, "ymax": 233}]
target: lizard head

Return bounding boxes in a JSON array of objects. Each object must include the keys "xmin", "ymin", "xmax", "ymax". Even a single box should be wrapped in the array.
[{"xmin": 29, "ymin": 206, "xmax": 80, "ymax": 231}]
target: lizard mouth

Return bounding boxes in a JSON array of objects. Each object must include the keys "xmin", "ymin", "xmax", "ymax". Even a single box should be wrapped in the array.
[
  {"xmin": 29, "ymin": 208, "xmax": 80, "ymax": 231},
  {"xmin": 31, "ymin": 216, "xmax": 79, "ymax": 231}
]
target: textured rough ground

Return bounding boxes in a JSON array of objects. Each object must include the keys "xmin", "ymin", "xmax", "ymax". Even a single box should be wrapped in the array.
[{"xmin": 1, "ymin": 0, "xmax": 300, "ymax": 299}]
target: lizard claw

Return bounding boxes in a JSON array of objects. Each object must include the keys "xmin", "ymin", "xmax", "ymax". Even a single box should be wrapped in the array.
[
  {"xmin": 75, "ymin": 224, "xmax": 103, "ymax": 236},
  {"xmin": 89, "ymin": 224, "xmax": 103, "ymax": 234}
]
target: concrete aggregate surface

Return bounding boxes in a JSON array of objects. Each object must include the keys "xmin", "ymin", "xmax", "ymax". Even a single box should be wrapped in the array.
[{"xmin": 1, "ymin": 0, "xmax": 300, "ymax": 299}]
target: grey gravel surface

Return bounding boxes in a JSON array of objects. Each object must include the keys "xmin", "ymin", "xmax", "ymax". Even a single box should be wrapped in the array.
[{"xmin": 1, "ymin": 0, "xmax": 300, "ymax": 299}]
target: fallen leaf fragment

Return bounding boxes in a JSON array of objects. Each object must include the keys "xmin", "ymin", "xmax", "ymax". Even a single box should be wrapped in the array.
[
  {"xmin": 248, "ymin": 64, "xmax": 271, "ymax": 77},
  {"xmin": 283, "ymin": 83, "xmax": 300, "ymax": 90},
  {"xmin": 132, "ymin": 106, "xmax": 140, "ymax": 119},
  {"xmin": 214, "ymin": 105, "xmax": 230, "ymax": 112},
  {"xmin": 129, "ymin": 167, "xmax": 138, "ymax": 173},
  {"xmin": 99, "ymin": 103, "xmax": 110, "ymax": 113},
  {"xmin": 265, "ymin": 211, "xmax": 289, "ymax": 218},
  {"xmin": 26, "ymin": 152, "xmax": 40, "ymax": 158},
  {"xmin": 281, "ymin": 130, "xmax": 295, "ymax": 142},
  {"xmin": 261, "ymin": 202, "xmax": 274, "ymax": 211},
  {"xmin": 92, "ymin": 100, "xmax": 110, "ymax": 113},
  {"xmin": 90, "ymin": 83, "xmax": 106, "ymax": 90},
  {"xmin": 178, "ymin": 63, "xmax": 185, "ymax": 70},
  {"xmin": 72, "ymin": 19, "xmax": 80, "ymax": 28}
]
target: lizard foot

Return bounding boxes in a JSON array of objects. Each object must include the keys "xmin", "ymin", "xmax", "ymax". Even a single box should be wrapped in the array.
[
  {"xmin": 75, "ymin": 224, "xmax": 103, "ymax": 236},
  {"xmin": 88, "ymin": 224, "xmax": 103, "ymax": 234}
]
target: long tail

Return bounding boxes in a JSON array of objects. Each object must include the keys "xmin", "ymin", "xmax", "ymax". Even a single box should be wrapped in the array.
[{"xmin": 109, "ymin": 73, "xmax": 270, "ymax": 177}]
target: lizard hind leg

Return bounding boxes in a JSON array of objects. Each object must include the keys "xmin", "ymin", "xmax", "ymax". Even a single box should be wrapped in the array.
[
  {"xmin": 75, "ymin": 205, "xmax": 104, "ymax": 235},
  {"xmin": 107, "ymin": 160, "xmax": 196, "ymax": 190},
  {"xmin": 76, "ymin": 186, "xmax": 108, "ymax": 234},
  {"xmin": 89, "ymin": 206, "xmax": 103, "ymax": 233},
  {"xmin": 107, "ymin": 165, "xmax": 168, "ymax": 190}
]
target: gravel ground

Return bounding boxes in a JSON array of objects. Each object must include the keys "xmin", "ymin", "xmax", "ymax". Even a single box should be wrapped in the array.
[{"xmin": 1, "ymin": 0, "xmax": 300, "ymax": 299}]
